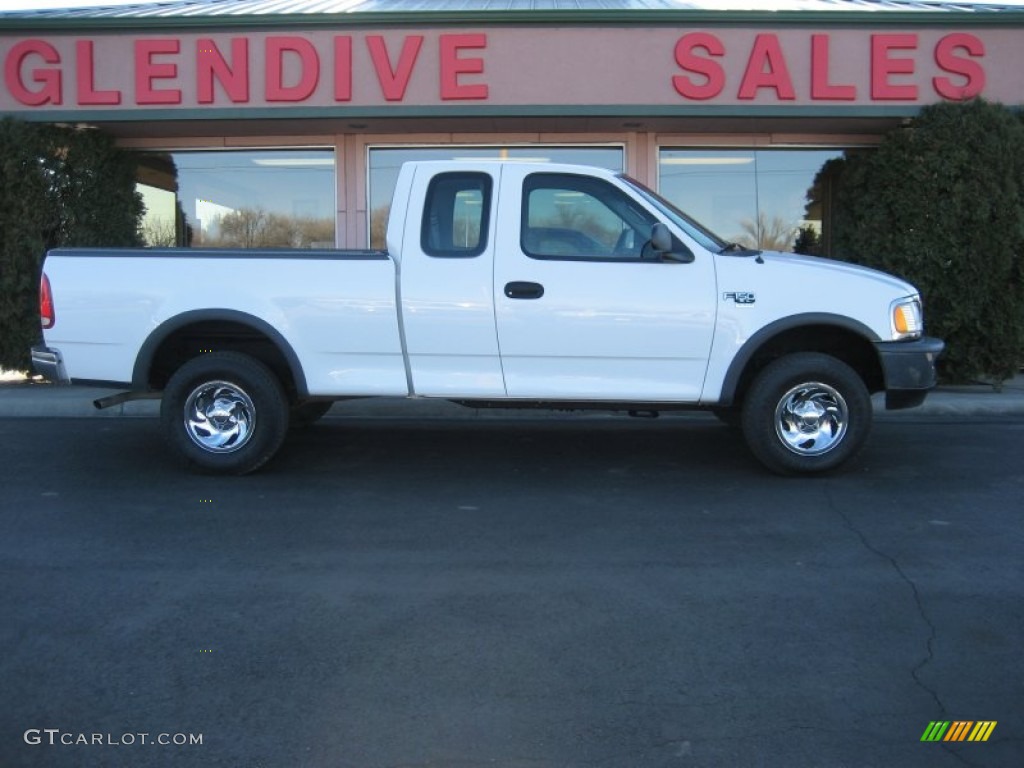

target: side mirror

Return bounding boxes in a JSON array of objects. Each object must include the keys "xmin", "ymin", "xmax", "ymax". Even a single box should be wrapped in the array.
[
  {"xmin": 651, "ymin": 223, "xmax": 672, "ymax": 253},
  {"xmin": 650, "ymin": 223, "xmax": 695, "ymax": 264}
]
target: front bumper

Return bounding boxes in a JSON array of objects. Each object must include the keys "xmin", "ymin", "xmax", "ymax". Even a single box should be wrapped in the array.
[
  {"xmin": 31, "ymin": 345, "xmax": 70, "ymax": 384},
  {"xmin": 874, "ymin": 336, "xmax": 945, "ymax": 410}
]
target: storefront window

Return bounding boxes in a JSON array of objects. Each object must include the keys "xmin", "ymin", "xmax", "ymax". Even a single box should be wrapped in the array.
[
  {"xmin": 136, "ymin": 149, "xmax": 336, "ymax": 248},
  {"xmin": 368, "ymin": 146, "xmax": 623, "ymax": 249},
  {"xmin": 658, "ymin": 148, "xmax": 844, "ymax": 255}
]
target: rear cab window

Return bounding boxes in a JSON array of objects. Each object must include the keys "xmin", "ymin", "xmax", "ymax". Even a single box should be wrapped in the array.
[{"xmin": 421, "ymin": 172, "xmax": 492, "ymax": 258}]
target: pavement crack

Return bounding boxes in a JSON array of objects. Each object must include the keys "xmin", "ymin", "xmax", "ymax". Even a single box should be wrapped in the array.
[
  {"xmin": 824, "ymin": 484, "xmax": 947, "ymax": 716},
  {"xmin": 942, "ymin": 745, "xmax": 984, "ymax": 768}
]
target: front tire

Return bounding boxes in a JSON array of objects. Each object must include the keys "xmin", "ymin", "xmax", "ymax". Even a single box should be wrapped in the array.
[
  {"xmin": 161, "ymin": 352, "xmax": 289, "ymax": 474},
  {"xmin": 710, "ymin": 406, "xmax": 742, "ymax": 429},
  {"xmin": 741, "ymin": 353, "xmax": 871, "ymax": 475}
]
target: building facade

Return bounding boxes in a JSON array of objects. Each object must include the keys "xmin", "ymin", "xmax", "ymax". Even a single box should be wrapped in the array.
[{"xmin": 2, "ymin": 0, "xmax": 1022, "ymax": 253}]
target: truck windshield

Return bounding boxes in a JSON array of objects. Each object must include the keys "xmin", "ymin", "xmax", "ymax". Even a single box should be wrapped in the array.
[{"xmin": 619, "ymin": 175, "xmax": 729, "ymax": 254}]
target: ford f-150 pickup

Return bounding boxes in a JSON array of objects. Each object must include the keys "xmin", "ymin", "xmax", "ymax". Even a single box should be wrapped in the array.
[{"xmin": 31, "ymin": 160, "xmax": 943, "ymax": 475}]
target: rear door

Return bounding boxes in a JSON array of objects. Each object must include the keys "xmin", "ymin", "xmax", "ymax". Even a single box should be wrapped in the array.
[
  {"xmin": 493, "ymin": 166, "xmax": 717, "ymax": 401},
  {"xmin": 398, "ymin": 165, "xmax": 506, "ymax": 398}
]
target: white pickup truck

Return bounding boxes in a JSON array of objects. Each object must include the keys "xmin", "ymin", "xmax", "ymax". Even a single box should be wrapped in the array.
[{"xmin": 32, "ymin": 160, "xmax": 942, "ymax": 475}]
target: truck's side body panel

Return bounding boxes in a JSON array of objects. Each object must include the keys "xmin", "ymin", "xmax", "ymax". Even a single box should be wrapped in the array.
[
  {"xmin": 44, "ymin": 249, "xmax": 407, "ymax": 396},
  {"xmin": 701, "ymin": 251, "xmax": 910, "ymax": 403}
]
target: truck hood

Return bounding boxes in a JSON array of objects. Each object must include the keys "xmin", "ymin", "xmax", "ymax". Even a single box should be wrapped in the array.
[{"xmin": 756, "ymin": 250, "xmax": 917, "ymax": 296}]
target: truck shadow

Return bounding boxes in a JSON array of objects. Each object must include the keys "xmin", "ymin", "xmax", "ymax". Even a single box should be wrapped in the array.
[{"xmin": 277, "ymin": 415, "xmax": 755, "ymax": 482}]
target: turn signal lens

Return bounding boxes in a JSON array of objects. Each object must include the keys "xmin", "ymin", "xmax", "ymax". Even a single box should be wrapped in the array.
[
  {"xmin": 894, "ymin": 306, "xmax": 911, "ymax": 334},
  {"xmin": 891, "ymin": 298, "xmax": 922, "ymax": 339}
]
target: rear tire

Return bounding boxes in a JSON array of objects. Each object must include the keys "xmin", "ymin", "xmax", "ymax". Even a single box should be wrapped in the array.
[
  {"xmin": 741, "ymin": 353, "xmax": 871, "ymax": 475},
  {"xmin": 161, "ymin": 351, "xmax": 289, "ymax": 474}
]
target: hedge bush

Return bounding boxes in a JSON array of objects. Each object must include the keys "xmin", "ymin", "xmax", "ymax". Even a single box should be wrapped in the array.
[
  {"xmin": 0, "ymin": 120, "xmax": 52, "ymax": 373},
  {"xmin": 0, "ymin": 120, "xmax": 142, "ymax": 372},
  {"xmin": 827, "ymin": 99, "xmax": 1024, "ymax": 384},
  {"xmin": 45, "ymin": 126, "xmax": 145, "ymax": 248}
]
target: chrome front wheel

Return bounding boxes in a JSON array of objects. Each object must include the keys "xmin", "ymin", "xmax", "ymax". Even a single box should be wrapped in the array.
[
  {"xmin": 742, "ymin": 353, "xmax": 871, "ymax": 475},
  {"xmin": 774, "ymin": 382, "xmax": 848, "ymax": 457}
]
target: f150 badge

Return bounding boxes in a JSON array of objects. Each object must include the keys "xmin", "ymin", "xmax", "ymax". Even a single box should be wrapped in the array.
[{"xmin": 723, "ymin": 291, "xmax": 756, "ymax": 305}]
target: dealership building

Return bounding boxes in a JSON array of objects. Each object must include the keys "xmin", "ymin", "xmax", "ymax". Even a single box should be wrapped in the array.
[{"xmin": 2, "ymin": 0, "xmax": 1022, "ymax": 253}]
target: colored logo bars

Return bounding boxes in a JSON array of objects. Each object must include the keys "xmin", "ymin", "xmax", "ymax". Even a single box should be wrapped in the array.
[{"xmin": 921, "ymin": 721, "xmax": 997, "ymax": 742}]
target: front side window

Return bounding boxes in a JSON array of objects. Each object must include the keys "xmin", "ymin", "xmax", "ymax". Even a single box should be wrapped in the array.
[
  {"xmin": 135, "ymin": 149, "xmax": 336, "ymax": 248},
  {"xmin": 521, "ymin": 173, "xmax": 656, "ymax": 261},
  {"xmin": 421, "ymin": 172, "xmax": 491, "ymax": 258}
]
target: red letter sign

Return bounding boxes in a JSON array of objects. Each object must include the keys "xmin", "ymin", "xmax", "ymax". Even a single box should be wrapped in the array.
[
  {"xmin": 811, "ymin": 34, "xmax": 856, "ymax": 101},
  {"xmin": 933, "ymin": 33, "xmax": 985, "ymax": 100},
  {"xmin": 440, "ymin": 33, "xmax": 488, "ymax": 100},
  {"xmin": 367, "ymin": 35, "xmax": 423, "ymax": 101},
  {"xmin": 76, "ymin": 40, "xmax": 121, "ymax": 105},
  {"xmin": 135, "ymin": 39, "xmax": 182, "ymax": 105},
  {"xmin": 738, "ymin": 34, "xmax": 795, "ymax": 100},
  {"xmin": 265, "ymin": 37, "xmax": 319, "ymax": 102},
  {"xmin": 4, "ymin": 40, "xmax": 62, "ymax": 106},
  {"xmin": 871, "ymin": 34, "xmax": 918, "ymax": 100},
  {"xmin": 334, "ymin": 36, "xmax": 352, "ymax": 102},
  {"xmin": 197, "ymin": 38, "xmax": 249, "ymax": 104},
  {"xmin": 672, "ymin": 33, "xmax": 725, "ymax": 101}
]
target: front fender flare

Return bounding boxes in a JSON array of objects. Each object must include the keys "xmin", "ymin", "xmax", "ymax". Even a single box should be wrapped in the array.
[{"xmin": 716, "ymin": 313, "xmax": 881, "ymax": 406}]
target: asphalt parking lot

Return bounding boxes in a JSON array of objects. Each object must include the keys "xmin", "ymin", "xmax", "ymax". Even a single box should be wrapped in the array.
[{"xmin": 1, "ymin": 412, "xmax": 1022, "ymax": 767}]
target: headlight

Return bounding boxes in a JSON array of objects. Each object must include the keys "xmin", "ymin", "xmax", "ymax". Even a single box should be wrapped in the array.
[{"xmin": 891, "ymin": 296, "xmax": 923, "ymax": 340}]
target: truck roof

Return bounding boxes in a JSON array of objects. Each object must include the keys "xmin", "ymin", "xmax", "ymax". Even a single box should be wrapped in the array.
[{"xmin": 402, "ymin": 159, "xmax": 622, "ymax": 179}]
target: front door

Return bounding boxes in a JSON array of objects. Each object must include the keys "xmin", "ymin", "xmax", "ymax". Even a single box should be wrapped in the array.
[{"xmin": 493, "ymin": 167, "xmax": 717, "ymax": 402}]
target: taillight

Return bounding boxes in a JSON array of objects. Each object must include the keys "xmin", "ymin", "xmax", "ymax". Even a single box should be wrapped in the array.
[{"xmin": 40, "ymin": 273, "xmax": 55, "ymax": 329}]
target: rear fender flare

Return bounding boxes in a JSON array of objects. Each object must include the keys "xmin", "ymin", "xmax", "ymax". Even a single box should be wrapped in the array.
[{"xmin": 131, "ymin": 309, "xmax": 308, "ymax": 397}]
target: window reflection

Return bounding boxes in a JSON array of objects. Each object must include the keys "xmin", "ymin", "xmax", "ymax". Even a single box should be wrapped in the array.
[
  {"xmin": 368, "ymin": 146, "xmax": 623, "ymax": 249},
  {"xmin": 135, "ymin": 149, "xmax": 336, "ymax": 248},
  {"xmin": 658, "ymin": 148, "xmax": 844, "ymax": 254}
]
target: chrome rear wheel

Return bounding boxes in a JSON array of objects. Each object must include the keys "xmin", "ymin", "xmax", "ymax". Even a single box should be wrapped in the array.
[
  {"xmin": 183, "ymin": 380, "xmax": 257, "ymax": 453},
  {"xmin": 162, "ymin": 352, "xmax": 288, "ymax": 474}
]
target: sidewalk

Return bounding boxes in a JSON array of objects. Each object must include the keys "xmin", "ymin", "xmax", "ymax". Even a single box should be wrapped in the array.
[{"xmin": 2, "ymin": 370, "xmax": 1023, "ymax": 420}]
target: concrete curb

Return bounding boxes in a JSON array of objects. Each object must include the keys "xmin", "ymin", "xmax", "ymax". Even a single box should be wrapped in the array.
[{"xmin": 1, "ymin": 376, "xmax": 1022, "ymax": 420}]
